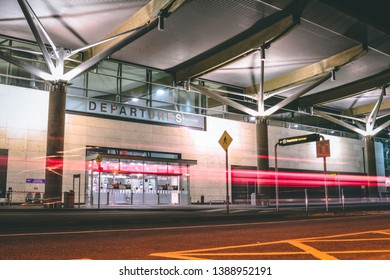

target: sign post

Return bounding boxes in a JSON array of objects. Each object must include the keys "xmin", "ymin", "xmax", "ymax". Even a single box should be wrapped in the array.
[
  {"xmin": 96, "ymin": 154, "xmax": 103, "ymax": 210},
  {"xmin": 219, "ymin": 130, "xmax": 233, "ymax": 214},
  {"xmin": 276, "ymin": 133, "xmax": 331, "ymax": 212},
  {"xmin": 274, "ymin": 143, "xmax": 280, "ymax": 212},
  {"xmin": 317, "ymin": 138, "xmax": 331, "ymax": 212}
]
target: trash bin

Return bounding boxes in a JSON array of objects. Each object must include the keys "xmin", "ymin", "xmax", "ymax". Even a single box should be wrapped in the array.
[
  {"xmin": 64, "ymin": 191, "xmax": 75, "ymax": 208},
  {"xmin": 200, "ymin": 195, "xmax": 204, "ymax": 205}
]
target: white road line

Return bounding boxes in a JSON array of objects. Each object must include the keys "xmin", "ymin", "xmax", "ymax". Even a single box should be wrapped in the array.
[
  {"xmin": 229, "ymin": 210, "xmax": 248, "ymax": 213},
  {"xmin": 258, "ymin": 210, "xmax": 273, "ymax": 213},
  {"xmin": 201, "ymin": 209, "xmax": 225, "ymax": 212},
  {"xmin": 202, "ymin": 209, "xmax": 251, "ymax": 213}
]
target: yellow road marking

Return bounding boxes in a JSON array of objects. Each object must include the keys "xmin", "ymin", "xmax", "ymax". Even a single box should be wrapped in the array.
[
  {"xmin": 304, "ymin": 237, "xmax": 390, "ymax": 242},
  {"xmin": 152, "ymin": 239, "xmax": 291, "ymax": 256},
  {"xmin": 299, "ymin": 229, "xmax": 384, "ymax": 241},
  {"xmin": 157, "ymin": 250, "xmax": 390, "ymax": 257},
  {"xmin": 180, "ymin": 252, "xmax": 308, "ymax": 256},
  {"xmin": 329, "ymin": 249, "xmax": 390, "ymax": 255},
  {"xmin": 288, "ymin": 240, "xmax": 338, "ymax": 260},
  {"xmin": 372, "ymin": 230, "xmax": 390, "ymax": 235},
  {"xmin": 152, "ymin": 249, "xmax": 390, "ymax": 260},
  {"xmin": 151, "ymin": 228, "xmax": 390, "ymax": 260},
  {"xmin": 151, "ymin": 252, "xmax": 207, "ymax": 260}
]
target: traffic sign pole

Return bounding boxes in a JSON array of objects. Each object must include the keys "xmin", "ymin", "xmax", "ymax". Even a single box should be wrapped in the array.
[
  {"xmin": 96, "ymin": 154, "xmax": 103, "ymax": 210},
  {"xmin": 219, "ymin": 131, "xmax": 233, "ymax": 215},
  {"xmin": 274, "ymin": 143, "xmax": 279, "ymax": 212},
  {"xmin": 226, "ymin": 148, "xmax": 229, "ymax": 214},
  {"xmin": 98, "ymin": 169, "xmax": 101, "ymax": 210},
  {"xmin": 320, "ymin": 137, "xmax": 329, "ymax": 212},
  {"xmin": 277, "ymin": 133, "xmax": 331, "ymax": 212}
]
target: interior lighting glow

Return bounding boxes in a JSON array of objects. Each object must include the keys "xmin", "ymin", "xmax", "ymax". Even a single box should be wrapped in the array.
[{"xmin": 156, "ymin": 89, "xmax": 165, "ymax": 96}]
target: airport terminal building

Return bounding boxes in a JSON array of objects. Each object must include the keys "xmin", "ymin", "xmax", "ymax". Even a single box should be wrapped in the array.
[{"xmin": 0, "ymin": 1, "xmax": 389, "ymax": 207}]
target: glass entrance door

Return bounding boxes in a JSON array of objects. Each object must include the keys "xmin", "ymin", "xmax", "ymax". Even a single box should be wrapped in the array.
[
  {"xmin": 85, "ymin": 147, "xmax": 196, "ymax": 206},
  {"xmin": 86, "ymin": 156, "xmax": 191, "ymax": 207}
]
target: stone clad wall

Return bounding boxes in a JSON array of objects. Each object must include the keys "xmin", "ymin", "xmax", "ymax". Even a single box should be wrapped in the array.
[
  {"xmin": 0, "ymin": 84, "xmax": 48, "ymax": 202},
  {"xmin": 0, "ymin": 84, "xmax": 368, "ymax": 203},
  {"xmin": 268, "ymin": 126, "xmax": 365, "ymax": 173}
]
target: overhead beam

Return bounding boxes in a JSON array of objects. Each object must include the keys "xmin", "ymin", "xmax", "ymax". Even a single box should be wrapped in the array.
[
  {"xmin": 0, "ymin": 50, "xmax": 52, "ymax": 80},
  {"xmin": 313, "ymin": 109, "xmax": 367, "ymax": 136},
  {"xmin": 371, "ymin": 118, "xmax": 390, "ymax": 136},
  {"xmin": 345, "ymin": 98, "xmax": 390, "ymax": 116},
  {"xmin": 23, "ymin": 0, "xmax": 59, "ymax": 60},
  {"xmin": 247, "ymin": 44, "xmax": 367, "ymax": 94},
  {"xmin": 64, "ymin": 0, "xmax": 186, "ymax": 81},
  {"xmin": 190, "ymin": 84, "xmax": 260, "ymax": 117},
  {"xmin": 299, "ymin": 68, "xmax": 390, "ymax": 109},
  {"xmin": 18, "ymin": 0, "xmax": 56, "ymax": 75},
  {"xmin": 63, "ymin": 21, "xmax": 158, "ymax": 81},
  {"xmin": 87, "ymin": 0, "xmax": 185, "ymax": 59},
  {"xmin": 263, "ymin": 72, "xmax": 331, "ymax": 116},
  {"xmin": 367, "ymin": 86, "xmax": 385, "ymax": 131},
  {"xmin": 172, "ymin": 12, "xmax": 298, "ymax": 83}
]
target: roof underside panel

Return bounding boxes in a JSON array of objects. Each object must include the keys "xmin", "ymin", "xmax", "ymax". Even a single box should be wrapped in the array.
[{"xmin": 0, "ymin": 0, "xmax": 389, "ymax": 136}]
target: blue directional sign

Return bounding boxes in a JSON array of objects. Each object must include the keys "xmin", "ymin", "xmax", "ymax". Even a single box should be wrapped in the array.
[{"xmin": 26, "ymin": 178, "xmax": 46, "ymax": 184}]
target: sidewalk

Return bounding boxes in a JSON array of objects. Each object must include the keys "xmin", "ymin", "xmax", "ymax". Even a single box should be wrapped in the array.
[{"xmin": 1, "ymin": 200, "xmax": 389, "ymax": 216}]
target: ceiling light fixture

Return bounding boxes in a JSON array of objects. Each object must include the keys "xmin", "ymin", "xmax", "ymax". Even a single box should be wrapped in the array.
[
  {"xmin": 158, "ymin": 11, "xmax": 165, "ymax": 31},
  {"xmin": 331, "ymin": 70, "xmax": 336, "ymax": 81},
  {"xmin": 156, "ymin": 89, "xmax": 165, "ymax": 96}
]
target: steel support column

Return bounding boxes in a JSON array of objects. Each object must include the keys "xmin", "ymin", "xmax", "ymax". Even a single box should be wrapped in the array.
[
  {"xmin": 256, "ymin": 117, "xmax": 270, "ymax": 200},
  {"xmin": 44, "ymin": 81, "xmax": 67, "ymax": 200},
  {"xmin": 364, "ymin": 136, "xmax": 379, "ymax": 198}
]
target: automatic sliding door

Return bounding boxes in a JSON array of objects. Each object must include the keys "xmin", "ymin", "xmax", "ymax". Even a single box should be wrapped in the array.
[{"xmin": 86, "ymin": 154, "xmax": 193, "ymax": 207}]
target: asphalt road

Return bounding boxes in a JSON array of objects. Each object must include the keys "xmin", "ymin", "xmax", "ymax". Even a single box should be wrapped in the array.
[{"xmin": 0, "ymin": 206, "xmax": 389, "ymax": 260}]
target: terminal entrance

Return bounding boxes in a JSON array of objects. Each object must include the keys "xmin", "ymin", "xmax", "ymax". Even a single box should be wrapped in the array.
[{"xmin": 85, "ymin": 148, "xmax": 196, "ymax": 207}]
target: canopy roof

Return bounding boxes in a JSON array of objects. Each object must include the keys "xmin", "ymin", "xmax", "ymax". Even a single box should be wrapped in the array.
[{"xmin": 1, "ymin": 0, "xmax": 389, "ymax": 137}]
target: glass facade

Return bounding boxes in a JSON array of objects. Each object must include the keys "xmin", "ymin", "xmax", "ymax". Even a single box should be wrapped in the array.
[
  {"xmin": 85, "ymin": 147, "xmax": 195, "ymax": 207},
  {"xmin": 0, "ymin": 38, "xmax": 47, "ymax": 90},
  {"xmin": 68, "ymin": 60, "xmax": 207, "ymax": 115}
]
